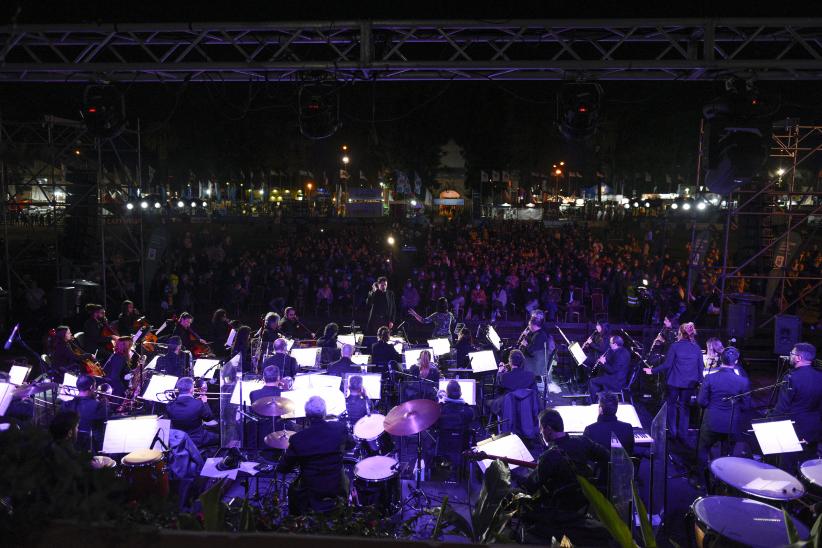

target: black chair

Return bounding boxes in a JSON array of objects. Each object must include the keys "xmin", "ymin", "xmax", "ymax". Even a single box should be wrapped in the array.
[{"xmin": 435, "ymin": 428, "xmax": 471, "ymax": 482}]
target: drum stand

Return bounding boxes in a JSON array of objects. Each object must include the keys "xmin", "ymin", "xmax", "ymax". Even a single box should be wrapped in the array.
[{"xmin": 401, "ymin": 430, "xmax": 430, "ymax": 512}]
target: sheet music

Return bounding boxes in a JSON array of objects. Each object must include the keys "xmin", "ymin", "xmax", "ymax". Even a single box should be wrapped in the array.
[
  {"xmin": 0, "ymin": 383, "xmax": 14, "ymax": 416},
  {"xmin": 140, "ymin": 373, "xmax": 179, "ymax": 403},
  {"xmin": 145, "ymin": 355, "xmax": 160, "ymax": 370},
  {"xmin": 62, "ymin": 372, "xmax": 78, "ymax": 388},
  {"xmin": 200, "ymin": 457, "xmax": 261, "ymax": 480},
  {"xmin": 337, "ymin": 334, "xmax": 357, "ymax": 348},
  {"xmin": 345, "ymin": 373, "xmax": 382, "ymax": 398},
  {"xmin": 427, "ymin": 338, "xmax": 451, "ymax": 357},
  {"xmin": 229, "ymin": 379, "xmax": 265, "ymax": 405},
  {"xmin": 474, "ymin": 434, "xmax": 533, "ymax": 472},
  {"xmin": 439, "ymin": 378, "xmax": 476, "ymax": 406},
  {"xmin": 280, "ymin": 387, "xmax": 346, "ymax": 418},
  {"xmin": 751, "ymin": 420, "xmax": 803, "ymax": 455},
  {"xmin": 486, "ymin": 326, "xmax": 502, "ymax": 351},
  {"xmin": 468, "ymin": 350, "xmax": 497, "ymax": 373},
  {"xmin": 193, "ymin": 358, "xmax": 221, "ymax": 378},
  {"xmin": 568, "ymin": 342, "xmax": 587, "ymax": 366},
  {"xmin": 9, "ymin": 365, "xmax": 30, "ymax": 385},
  {"xmin": 351, "ymin": 354, "xmax": 370, "ymax": 365},
  {"xmin": 290, "ymin": 347, "xmax": 320, "ymax": 368},
  {"xmin": 554, "ymin": 404, "xmax": 643, "ymax": 432},
  {"xmin": 403, "ymin": 348, "xmax": 433, "ymax": 369},
  {"xmin": 101, "ymin": 415, "xmax": 170, "ymax": 454}
]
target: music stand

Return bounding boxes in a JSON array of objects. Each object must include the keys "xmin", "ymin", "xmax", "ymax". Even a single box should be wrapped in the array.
[
  {"xmin": 345, "ymin": 373, "xmax": 382, "ymax": 399},
  {"xmin": 230, "ymin": 379, "xmax": 265, "ymax": 406},
  {"xmin": 280, "ymin": 387, "xmax": 346, "ymax": 418},
  {"xmin": 751, "ymin": 419, "xmax": 803, "ymax": 455},
  {"xmin": 427, "ymin": 338, "xmax": 451, "ymax": 357},
  {"xmin": 8, "ymin": 364, "xmax": 31, "ymax": 385},
  {"xmin": 351, "ymin": 354, "xmax": 370, "ymax": 366},
  {"xmin": 485, "ymin": 325, "xmax": 502, "ymax": 351},
  {"xmin": 193, "ymin": 358, "xmax": 221, "ymax": 379},
  {"xmin": 140, "ymin": 373, "xmax": 179, "ymax": 403},
  {"xmin": 0, "ymin": 382, "xmax": 14, "ymax": 416},
  {"xmin": 101, "ymin": 415, "xmax": 170, "ymax": 454},
  {"xmin": 474, "ymin": 432, "xmax": 534, "ymax": 472},
  {"xmin": 290, "ymin": 347, "xmax": 320, "ymax": 369},
  {"xmin": 403, "ymin": 348, "xmax": 433, "ymax": 369},
  {"xmin": 438, "ymin": 378, "xmax": 476, "ymax": 406},
  {"xmin": 567, "ymin": 342, "xmax": 587, "ymax": 367},
  {"xmin": 467, "ymin": 350, "xmax": 497, "ymax": 373}
]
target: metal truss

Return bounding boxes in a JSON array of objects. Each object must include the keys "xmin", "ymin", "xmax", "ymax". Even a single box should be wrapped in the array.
[
  {"xmin": 0, "ymin": 18, "xmax": 822, "ymax": 82},
  {"xmin": 1, "ymin": 116, "xmax": 145, "ymax": 313},
  {"xmin": 717, "ymin": 121, "xmax": 822, "ymax": 329}
]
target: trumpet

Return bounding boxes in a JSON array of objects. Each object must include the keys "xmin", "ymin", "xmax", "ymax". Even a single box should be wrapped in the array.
[{"xmin": 60, "ymin": 385, "xmax": 145, "ymax": 409}]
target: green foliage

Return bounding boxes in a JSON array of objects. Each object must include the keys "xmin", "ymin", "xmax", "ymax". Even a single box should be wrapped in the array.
[
  {"xmin": 578, "ymin": 475, "xmax": 635, "ymax": 548},
  {"xmin": 784, "ymin": 510, "xmax": 821, "ymax": 548},
  {"xmin": 785, "ymin": 507, "xmax": 801, "ymax": 545},
  {"xmin": 633, "ymin": 483, "xmax": 656, "ymax": 548}
]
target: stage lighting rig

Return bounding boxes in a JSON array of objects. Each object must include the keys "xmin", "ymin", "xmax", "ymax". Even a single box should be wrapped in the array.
[
  {"xmin": 702, "ymin": 80, "xmax": 771, "ymax": 195},
  {"xmin": 298, "ymin": 81, "xmax": 341, "ymax": 140},
  {"xmin": 557, "ymin": 83, "xmax": 603, "ymax": 142},
  {"xmin": 81, "ymin": 84, "xmax": 126, "ymax": 140}
]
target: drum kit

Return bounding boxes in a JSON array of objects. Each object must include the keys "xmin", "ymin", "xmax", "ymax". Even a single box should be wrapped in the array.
[
  {"xmin": 249, "ymin": 392, "xmax": 442, "ymax": 514},
  {"xmin": 694, "ymin": 455, "xmax": 822, "ymax": 545}
]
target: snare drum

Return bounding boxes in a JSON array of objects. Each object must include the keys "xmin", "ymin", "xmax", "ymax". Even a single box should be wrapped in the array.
[
  {"xmin": 353, "ymin": 414, "xmax": 394, "ymax": 457},
  {"xmin": 710, "ymin": 456, "xmax": 805, "ymax": 501},
  {"xmin": 120, "ymin": 449, "xmax": 169, "ymax": 500},
  {"xmin": 691, "ymin": 496, "xmax": 809, "ymax": 548},
  {"xmin": 353, "ymin": 455, "xmax": 401, "ymax": 513},
  {"xmin": 799, "ymin": 459, "xmax": 822, "ymax": 494}
]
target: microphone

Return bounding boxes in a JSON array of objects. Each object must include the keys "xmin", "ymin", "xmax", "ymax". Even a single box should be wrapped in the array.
[{"xmin": 4, "ymin": 323, "xmax": 20, "ymax": 350}]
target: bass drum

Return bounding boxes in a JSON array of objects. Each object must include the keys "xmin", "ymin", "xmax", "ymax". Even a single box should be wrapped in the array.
[
  {"xmin": 353, "ymin": 455, "xmax": 401, "ymax": 514},
  {"xmin": 691, "ymin": 496, "xmax": 809, "ymax": 548}
]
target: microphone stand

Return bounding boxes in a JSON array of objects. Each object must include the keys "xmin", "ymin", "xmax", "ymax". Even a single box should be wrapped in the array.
[
  {"xmin": 9, "ymin": 329, "xmax": 50, "ymax": 376},
  {"xmin": 393, "ymin": 368, "xmax": 435, "ymax": 511},
  {"xmin": 723, "ymin": 380, "xmax": 786, "ymax": 436}
]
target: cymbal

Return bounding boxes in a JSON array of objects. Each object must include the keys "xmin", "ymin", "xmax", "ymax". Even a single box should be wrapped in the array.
[
  {"xmin": 13, "ymin": 382, "xmax": 59, "ymax": 399},
  {"xmin": 251, "ymin": 396, "xmax": 295, "ymax": 417},
  {"xmin": 383, "ymin": 399, "xmax": 441, "ymax": 436},
  {"xmin": 264, "ymin": 430, "xmax": 296, "ymax": 450}
]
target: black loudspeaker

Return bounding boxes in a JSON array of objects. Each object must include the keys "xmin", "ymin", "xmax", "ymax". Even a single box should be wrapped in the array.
[
  {"xmin": 774, "ymin": 315, "xmax": 802, "ymax": 356},
  {"xmin": 726, "ymin": 303, "xmax": 755, "ymax": 340}
]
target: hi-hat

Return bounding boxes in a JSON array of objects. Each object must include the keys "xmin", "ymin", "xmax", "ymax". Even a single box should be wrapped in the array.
[
  {"xmin": 264, "ymin": 430, "xmax": 296, "ymax": 450},
  {"xmin": 251, "ymin": 396, "xmax": 295, "ymax": 417},
  {"xmin": 383, "ymin": 399, "xmax": 441, "ymax": 436}
]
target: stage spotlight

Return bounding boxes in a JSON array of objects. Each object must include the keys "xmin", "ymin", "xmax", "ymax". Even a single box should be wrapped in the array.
[
  {"xmin": 177, "ymin": 200, "xmax": 184, "ymax": 208},
  {"xmin": 140, "ymin": 201, "xmax": 148, "ymax": 209},
  {"xmin": 682, "ymin": 202, "xmax": 692, "ymax": 211},
  {"xmin": 644, "ymin": 202, "xmax": 650, "ymax": 207},
  {"xmin": 153, "ymin": 202, "xmax": 161, "ymax": 209},
  {"xmin": 557, "ymin": 83, "xmax": 603, "ymax": 142},
  {"xmin": 126, "ymin": 203, "xmax": 134, "ymax": 210},
  {"xmin": 697, "ymin": 201, "xmax": 707, "ymax": 211},
  {"xmin": 190, "ymin": 201, "xmax": 197, "ymax": 208},
  {"xmin": 387, "ymin": 236, "xmax": 396, "ymax": 246},
  {"xmin": 202, "ymin": 201, "xmax": 207, "ymax": 207},
  {"xmin": 632, "ymin": 202, "xmax": 639, "ymax": 208},
  {"xmin": 298, "ymin": 82, "xmax": 341, "ymax": 140},
  {"xmin": 671, "ymin": 203, "xmax": 679, "ymax": 210}
]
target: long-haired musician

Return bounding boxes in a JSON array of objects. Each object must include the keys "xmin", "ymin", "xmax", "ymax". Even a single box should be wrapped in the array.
[
  {"xmin": 644, "ymin": 322, "xmax": 702, "ymax": 444},
  {"xmin": 103, "ymin": 336, "xmax": 132, "ymax": 397}
]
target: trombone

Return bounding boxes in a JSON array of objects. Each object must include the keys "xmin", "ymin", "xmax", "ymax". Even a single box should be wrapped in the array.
[{"xmin": 61, "ymin": 384, "xmax": 145, "ymax": 409}]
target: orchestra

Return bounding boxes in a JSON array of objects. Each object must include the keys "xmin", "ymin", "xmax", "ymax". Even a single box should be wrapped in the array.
[{"xmin": 4, "ymin": 296, "xmax": 821, "ymax": 540}]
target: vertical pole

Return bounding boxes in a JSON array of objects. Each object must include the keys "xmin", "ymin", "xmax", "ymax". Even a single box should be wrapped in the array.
[
  {"xmin": 49, "ymin": 121, "xmax": 60, "ymax": 283},
  {"xmin": 137, "ymin": 118, "xmax": 146, "ymax": 311},
  {"xmin": 718, "ymin": 194, "xmax": 732, "ymax": 328},
  {"xmin": 98, "ymin": 140, "xmax": 107, "ymax": 309},
  {"xmin": 0, "ymin": 114, "xmax": 12, "ymax": 317}
]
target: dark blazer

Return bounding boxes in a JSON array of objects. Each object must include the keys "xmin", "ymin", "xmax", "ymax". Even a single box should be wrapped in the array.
[
  {"xmin": 156, "ymin": 351, "xmax": 186, "ymax": 378},
  {"xmin": 327, "ymin": 357, "xmax": 362, "ymax": 379},
  {"xmin": 371, "ymin": 340, "xmax": 401, "ymax": 365},
  {"xmin": 594, "ymin": 347, "xmax": 632, "ymax": 390},
  {"xmin": 61, "ymin": 395, "xmax": 107, "ymax": 434},
  {"xmin": 366, "ymin": 289, "xmax": 396, "ymax": 332},
  {"xmin": 438, "ymin": 400, "xmax": 474, "ymax": 431},
  {"xmin": 166, "ymin": 394, "xmax": 214, "ymax": 447},
  {"xmin": 521, "ymin": 330, "xmax": 554, "ymax": 376},
  {"xmin": 584, "ymin": 413, "xmax": 635, "ymax": 456},
  {"xmin": 250, "ymin": 385, "xmax": 282, "ymax": 403},
  {"xmin": 281, "ymin": 419, "xmax": 351, "ymax": 498},
  {"xmin": 82, "ymin": 318, "xmax": 105, "ymax": 354},
  {"xmin": 345, "ymin": 395, "xmax": 370, "ymax": 424},
  {"xmin": 497, "ymin": 367, "xmax": 537, "ymax": 394},
  {"xmin": 698, "ymin": 367, "xmax": 751, "ymax": 433},
  {"xmin": 652, "ymin": 340, "xmax": 702, "ymax": 388},
  {"xmin": 405, "ymin": 365, "xmax": 440, "ymax": 400},
  {"xmin": 262, "ymin": 353, "xmax": 298, "ymax": 379},
  {"xmin": 774, "ymin": 365, "xmax": 822, "ymax": 443},
  {"xmin": 103, "ymin": 353, "xmax": 129, "ymax": 397}
]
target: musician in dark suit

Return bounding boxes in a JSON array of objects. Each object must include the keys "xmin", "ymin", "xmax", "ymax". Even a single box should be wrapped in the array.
[
  {"xmin": 490, "ymin": 350, "xmax": 536, "ymax": 415},
  {"xmin": 521, "ymin": 409, "xmax": 609, "ymax": 520},
  {"xmin": 438, "ymin": 380, "xmax": 474, "ymax": 431},
  {"xmin": 166, "ymin": 376, "xmax": 218, "ymax": 448},
  {"xmin": 584, "ymin": 391, "xmax": 635, "ymax": 456},
  {"xmin": 645, "ymin": 322, "xmax": 702, "ymax": 444},
  {"xmin": 371, "ymin": 326, "xmax": 401, "ymax": 366},
  {"xmin": 327, "ymin": 344, "xmax": 361, "ymax": 379},
  {"xmin": 81, "ymin": 303, "xmax": 108, "ymax": 357},
  {"xmin": 156, "ymin": 336, "xmax": 187, "ymax": 377},
  {"xmin": 280, "ymin": 396, "xmax": 353, "ymax": 514},
  {"xmin": 696, "ymin": 347, "xmax": 750, "ymax": 485},
  {"xmin": 60, "ymin": 374, "xmax": 108, "ymax": 451},
  {"xmin": 519, "ymin": 312, "xmax": 554, "ymax": 379},
  {"xmin": 365, "ymin": 276, "xmax": 396, "ymax": 335},
  {"xmin": 772, "ymin": 342, "xmax": 822, "ymax": 473},
  {"xmin": 588, "ymin": 336, "xmax": 631, "ymax": 401},
  {"xmin": 170, "ymin": 312, "xmax": 206, "ymax": 353},
  {"xmin": 279, "ymin": 307, "xmax": 314, "ymax": 340},
  {"xmin": 261, "ymin": 338, "xmax": 298, "ymax": 378},
  {"xmin": 345, "ymin": 375, "xmax": 371, "ymax": 426}
]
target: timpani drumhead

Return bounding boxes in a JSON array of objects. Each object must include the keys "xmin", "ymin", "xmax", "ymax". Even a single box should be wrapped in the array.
[
  {"xmin": 800, "ymin": 459, "xmax": 822, "ymax": 488},
  {"xmin": 710, "ymin": 456, "xmax": 805, "ymax": 501},
  {"xmin": 692, "ymin": 496, "xmax": 809, "ymax": 548}
]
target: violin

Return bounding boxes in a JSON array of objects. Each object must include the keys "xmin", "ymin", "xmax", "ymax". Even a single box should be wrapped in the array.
[{"xmin": 100, "ymin": 317, "xmax": 119, "ymax": 353}]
